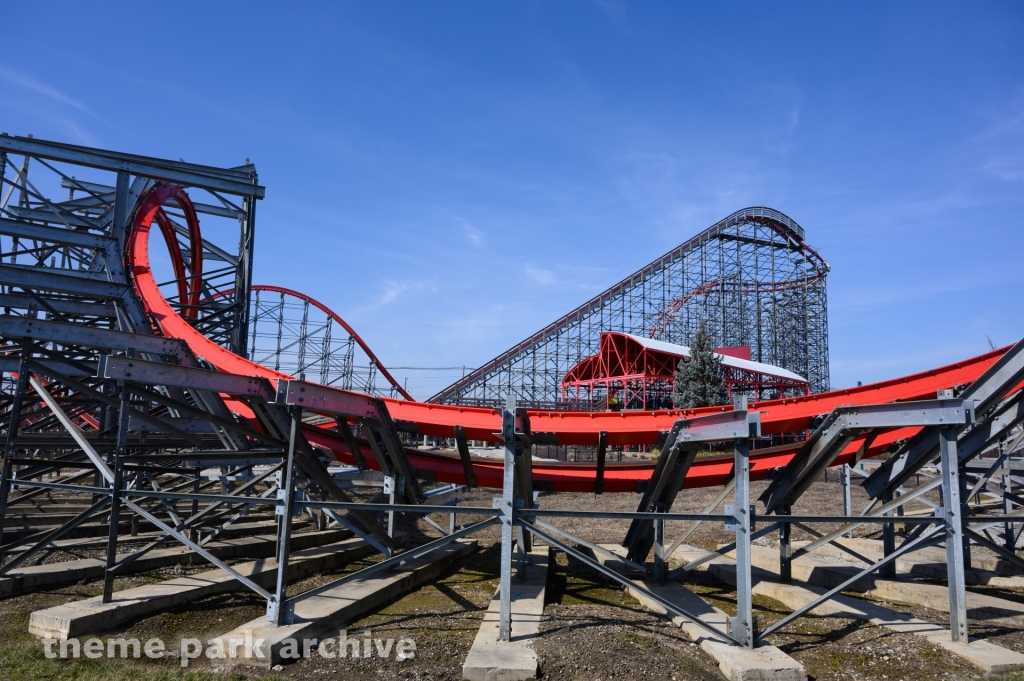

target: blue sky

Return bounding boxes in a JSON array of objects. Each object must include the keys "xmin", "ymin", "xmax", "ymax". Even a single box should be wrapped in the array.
[{"xmin": 3, "ymin": 2, "xmax": 1023, "ymax": 398}]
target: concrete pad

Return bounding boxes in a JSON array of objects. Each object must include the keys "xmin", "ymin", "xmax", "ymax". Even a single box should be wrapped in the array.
[
  {"xmin": 463, "ymin": 642, "xmax": 538, "ymax": 681},
  {"xmin": 210, "ymin": 539, "xmax": 478, "ymax": 668},
  {"xmin": 792, "ymin": 539, "xmax": 1024, "ymax": 587},
  {"xmin": 7, "ymin": 519, "xmax": 298, "ymax": 556},
  {"xmin": 595, "ymin": 545, "xmax": 806, "ymax": 681},
  {"xmin": 28, "ymin": 537, "xmax": 373, "ymax": 640},
  {"xmin": 726, "ymin": 544, "xmax": 1024, "ymax": 622},
  {"xmin": 810, "ymin": 537, "xmax": 1024, "ymax": 576},
  {"xmin": 0, "ymin": 529, "xmax": 349, "ymax": 597},
  {"xmin": 462, "ymin": 544, "xmax": 549, "ymax": 681},
  {"xmin": 706, "ymin": 559, "xmax": 1024, "ymax": 676}
]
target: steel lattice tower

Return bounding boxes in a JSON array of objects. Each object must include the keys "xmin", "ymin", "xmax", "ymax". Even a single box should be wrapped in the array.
[{"xmin": 430, "ymin": 207, "xmax": 830, "ymax": 407}]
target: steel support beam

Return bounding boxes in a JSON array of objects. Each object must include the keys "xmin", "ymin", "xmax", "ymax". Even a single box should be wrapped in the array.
[
  {"xmin": 730, "ymin": 429, "xmax": 754, "ymax": 648},
  {"xmin": 454, "ymin": 425, "xmax": 478, "ymax": 489},
  {"xmin": 497, "ymin": 395, "xmax": 517, "ymax": 642},
  {"xmin": 268, "ymin": 408, "xmax": 300, "ymax": 625},
  {"xmin": 940, "ymin": 426, "xmax": 969, "ymax": 643},
  {"xmin": 0, "ymin": 135, "xmax": 265, "ymax": 198}
]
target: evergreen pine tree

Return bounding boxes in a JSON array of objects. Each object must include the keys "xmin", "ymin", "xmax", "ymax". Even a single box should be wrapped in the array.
[{"xmin": 672, "ymin": 321, "xmax": 728, "ymax": 408}]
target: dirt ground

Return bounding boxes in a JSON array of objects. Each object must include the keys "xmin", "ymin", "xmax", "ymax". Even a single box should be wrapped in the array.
[{"xmin": 1, "ymin": 477, "xmax": 1022, "ymax": 681}]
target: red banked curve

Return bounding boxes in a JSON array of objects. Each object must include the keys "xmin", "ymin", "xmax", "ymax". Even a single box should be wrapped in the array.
[{"xmin": 127, "ymin": 185, "xmax": 1008, "ymax": 492}]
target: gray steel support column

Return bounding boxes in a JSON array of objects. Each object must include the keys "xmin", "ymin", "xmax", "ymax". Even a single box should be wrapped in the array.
[
  {"xmin": 0, "ymin": 348, "xmax": 33, "ymax": 564},
  {"xmin": 959, "ymin": 461, "xmax": 972, "ymax": 570},
  {"xmin": 652, "ymin": 516, "xmax": 667, "ymax": 582},
  {"xmin": 497, "ymin": 395, "xmax": 516, "ymax": 642},
  {"xmin": 102, "ymin": 455, "xmax": 124, "ymax": 603},
  {"xmin": 269, "ymin": 406, "xmax": 300, "ymax": 625},
  {"xmin": 110, "ymin": 170, "xmax": 130, "ymax": 246},
  {"xmin": 779, "ymin": 505, "xmax": 792, "ymax": 584},
  {"xmin": 233, "ymin": 183, "xmax": 258, "ymax": 358},
  {"xmin": 880, "ymin": 489, "xmax": 896, "ymax": 578},
  {"xmin": 841, "ymin": 463, "xmax": 853, "ymax": 537},
  {"xmin": 731, "ymin": 434, "xmax": 754, "ymax": 648},
  {"xmin": 102, "ymin": 389, "xmax": 132, "ymax": 602},
  {"xmin": 188, "ymin": 475, "xmax": 200, "ymax": 544},
  {"xmin": 385, "ymin": 475, "xmax": 398, "ymax": 538},
  {"xmin": 939, "ymin": 426, "xmax": 968, "ymax": 643},
  {"xmin": 453, "ymin": 425, "xmax": 478, "ymax": 489},
  {"xmin": 0, "ymin": 457, "xmax": 13, "ymax": 568},
  {"xmin": 1004, "ymin": 447, "xmax": 1016, "ymax": 551},
  {"xmin": 3, "ymin": 348, "xmax": 32, "ymax": 460}
]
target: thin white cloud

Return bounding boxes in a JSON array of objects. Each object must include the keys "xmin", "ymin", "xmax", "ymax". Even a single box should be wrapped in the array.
[
  {"xmin": 0, "ymin": 64, "xmax": 92, "ymax": 115},
  {"xmin": 377, "ymin": 279, "xmax": 435, "ymax": 306},
  {"xmin": 980, "ymin": 157, "xmax": 1024, "ymax": 181},
  {"xmin": 525, "ymin": 265, "xmax": 557, "ymax": 285},
  {"xmin": 462, "ymin": 222, "xmax": 485, "ymax": 248},
  {"xmin": 380, "ymin": 280, "xmax": 410, "ymax": 305}
]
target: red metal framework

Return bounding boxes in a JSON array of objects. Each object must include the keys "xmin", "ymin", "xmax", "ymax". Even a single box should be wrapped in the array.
[{"xmin": 562, "ymin": 331, "xmax": 811, "ymax": 408}]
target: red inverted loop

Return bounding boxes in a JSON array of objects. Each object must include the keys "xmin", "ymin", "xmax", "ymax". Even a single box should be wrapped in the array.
[{"xmin": 130, "ymin": 184, "xmax": 204, "ymax": 320}]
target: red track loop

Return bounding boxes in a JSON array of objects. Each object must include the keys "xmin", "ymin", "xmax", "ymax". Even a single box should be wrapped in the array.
[{"xmin": 130, "ymin": 184, "xmax": 204, "ymax": 320}]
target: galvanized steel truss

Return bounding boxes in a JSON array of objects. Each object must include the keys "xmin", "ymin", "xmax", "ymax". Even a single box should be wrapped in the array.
[
  {"xmin": 430, "ymin": 207, "xmax": 830, "ymax": 408},
  {"xmin": 0, "ymin": 134, "xmax": 262, "ymax": 356}
]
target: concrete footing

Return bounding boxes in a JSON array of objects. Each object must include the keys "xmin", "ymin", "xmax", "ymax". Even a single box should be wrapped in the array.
[
  {"xmin": 28, "ymin": 537, "xmax": 373, "ymax": 640},
  {"xmin": 803, "ymin": 537, "xmax": 1024, "ymax": 576},
  {"xmin": 0, "ymin": 529, "xmax": 349, "ymax": 597},
  {"xmin": 596, "ymin": 545, "xmax": 806, "ymax": 681},
  {"xmin": 707, "ymin": 559, "xmax": 1024, "ymax": 676},
  {"xmin": 727, "ymin": 544, "xmax": 1024, "ymax": 622},
  {"xmin": 462, "ymin": 544, "xmax": 549, "ymax": 681},
  {"xmin": 792, "ymin": 538, "xmax": 1024, "ymax": 588},
  {"xmin": 209, "ymin": 539, "xmax": 478, "ymax": 668}
]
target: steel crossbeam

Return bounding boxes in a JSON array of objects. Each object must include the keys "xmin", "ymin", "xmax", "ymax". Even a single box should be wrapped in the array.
[
  {"xmin": 866, "ymin": 338, "xmax": 1024, "ymax": 498},
  {"xmin": 0, "ymin": 135, "xmax": 265, "ymax": 198},
  {"xmin": 624, "ymin": 403, "xmax": 760, "ymax": 565},
  {"xmin": 762, "ymin": 399, "xmax": 970, "ymax": 515},
  {"xmin": 0, "ymin": 315, "xmax": 186, "ymax": 359},
  {"xmin": 102, "ymin": 355, "xmax": 276, "ymax": 400}
]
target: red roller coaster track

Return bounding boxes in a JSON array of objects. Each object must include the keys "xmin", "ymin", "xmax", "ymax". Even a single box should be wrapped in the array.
[{"xmin": 127, "ymin": 185, "xmax": 1010, "ymax": 493}]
